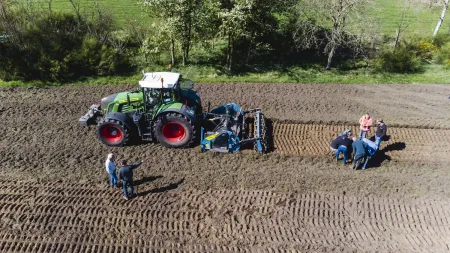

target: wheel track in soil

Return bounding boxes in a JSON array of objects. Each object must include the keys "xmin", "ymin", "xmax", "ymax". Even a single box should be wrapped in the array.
[
  {"xmin": 1, "ymin": 181, "xmax": 450, "ymax": 252},
  {"xmin": 247, "ymin": 122, "xmax": 450, "ymax": 163}
]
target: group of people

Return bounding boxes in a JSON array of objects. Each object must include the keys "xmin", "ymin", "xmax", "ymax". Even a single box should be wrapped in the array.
[
  {"xmin": 102, "ymin": 113, "xmax": 387, "ymax": 200},
  {"xmin": 105, "ymin": 153, "xmax": 144, "ymax": 200},
  {"xmin": 330, "ymin": 113, "xmax": 387, "ymax": 170}
]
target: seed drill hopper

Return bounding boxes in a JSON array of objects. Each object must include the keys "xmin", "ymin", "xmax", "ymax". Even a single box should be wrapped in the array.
[{"xmin": 200, "ymin": 103, "xmax": 268, "ymax": 153}]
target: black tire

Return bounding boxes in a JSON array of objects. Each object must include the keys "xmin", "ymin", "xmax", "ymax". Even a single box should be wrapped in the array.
[
  {"xmin": 254, "ymin": 113, "xmax": 268, "ymax": 153},
  {"xmin": 96, "ymin": 118, "xmax": 129, "ymax": 147},
  {"xmin": 154, "ymin": 113, "xmax": 195, "ymax": 148}
]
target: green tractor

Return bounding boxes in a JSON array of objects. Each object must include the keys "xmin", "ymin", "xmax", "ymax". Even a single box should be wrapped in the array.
[{"xmin": 79, "ymin": 72, "xmax": 202, "ymax": 148}]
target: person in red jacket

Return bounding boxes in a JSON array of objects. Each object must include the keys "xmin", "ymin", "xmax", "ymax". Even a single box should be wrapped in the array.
[{"xmin": 359, "ymin": 113, "xmax": 373, "ymax": 140}]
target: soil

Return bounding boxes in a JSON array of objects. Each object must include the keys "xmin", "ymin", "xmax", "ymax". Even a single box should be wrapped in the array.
[{"xmin": 1, "ymin": 83, "xmax": 449, "ymax": 252}]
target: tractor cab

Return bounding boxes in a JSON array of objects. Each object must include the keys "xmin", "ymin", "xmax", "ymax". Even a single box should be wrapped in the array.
[
  {"xmin": 138, "ymin": 72, "xmax": 200, "ymax": 115},
  {"xmin": 139, "ymin": 72, "xmax": 181, "ymax": 111}
]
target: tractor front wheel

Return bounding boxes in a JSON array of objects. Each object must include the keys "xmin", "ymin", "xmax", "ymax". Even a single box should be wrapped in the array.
[
  {"xmin": 154, "ymin": 113, "xmax": 195, "ymax": 148},
  {"xmin": 97, "ymin": 119, "xmax": 129, "ymax": 146}
]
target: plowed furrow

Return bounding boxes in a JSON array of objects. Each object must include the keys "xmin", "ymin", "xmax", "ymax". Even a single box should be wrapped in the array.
[{"xmin": 270, "ymin": 123, "xmax": 450, "ymax": 162}]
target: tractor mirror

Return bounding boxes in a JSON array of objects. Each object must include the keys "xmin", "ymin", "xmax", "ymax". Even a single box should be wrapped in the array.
[{"xmin": 127, "ymin": 94, "xmax": 131, "ymax": 105}]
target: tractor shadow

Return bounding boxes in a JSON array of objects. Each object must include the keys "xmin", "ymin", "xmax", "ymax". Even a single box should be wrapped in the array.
[
  {"xmin": 138, "ymin": 178, "xmax": 185, "ymax": 197},
  {"xmin": 367, "ymin": 139, "xmax": 406, "ymax": 168},
  {"xmin": 125, "ymin": 138, "xmax": 155, "ymax": 147}
]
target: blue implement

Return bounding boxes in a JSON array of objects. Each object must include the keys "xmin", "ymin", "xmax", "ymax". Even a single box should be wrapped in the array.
[{"xmin": 200, "ymin": 103, "xmax": 266, "ymax": 153}]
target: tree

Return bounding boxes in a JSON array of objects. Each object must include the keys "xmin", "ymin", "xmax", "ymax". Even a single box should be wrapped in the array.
[
  {"xmin": 394, "ymin": 4, "xmax": 410, "ymax": 50},
  {"xmin": 218, "ymin": 0, "xmax": 254, "ymax": 71},
  {"xmin": 218, "ymin": 0, "xmax": 289, "ymax": 70},
  {"xmin": 295, "ymin": 0, "xmax": 375, "ymax": 69},
  {"xmin": 433, "ymin": 0, "xmax": 449, "ymax": 38},
  {"xmin": 142, "ymin": 0, "xmax": 202, "ymax": 66}
]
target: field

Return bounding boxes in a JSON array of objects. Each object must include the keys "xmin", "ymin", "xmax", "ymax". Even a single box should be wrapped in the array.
[
  {"xmin": 18, "ymin": 0, "xmax": 445, "ymax": 36},
  {"xmin": 1, "ymin": 83, "xmax": 450, "ymax": 252}
]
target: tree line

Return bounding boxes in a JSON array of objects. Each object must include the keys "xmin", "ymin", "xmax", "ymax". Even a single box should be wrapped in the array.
[{"xmin": 1, "ymin": 0, "xmax": 450, "ymax": 82}]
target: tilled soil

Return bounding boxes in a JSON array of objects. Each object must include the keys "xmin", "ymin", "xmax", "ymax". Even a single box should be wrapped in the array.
[
  {"xmin": 1, "ymin": 83, "xmax": 450, "ymax": 252},
  {"xmin": 1, "ymin": 181, "xmax": 450, "ymax": 252}
]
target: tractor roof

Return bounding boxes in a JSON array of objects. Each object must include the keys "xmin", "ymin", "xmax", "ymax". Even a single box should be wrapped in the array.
[{"xmin": 139, "ymin": 72, "xmax": 181, "ymax": 89}]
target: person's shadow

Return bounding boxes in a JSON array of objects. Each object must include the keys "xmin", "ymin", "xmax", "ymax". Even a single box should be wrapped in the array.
[
  {"xmin": 367, "ymin": 136, "xmax": 406, "ymax": 168},
  {"xmin": 138, "ymin": 178, "xmax": 185, "ymax": 196},
  {"xmin": 134, "ymin": 175, "xmax": 163, "ymax": 186}
]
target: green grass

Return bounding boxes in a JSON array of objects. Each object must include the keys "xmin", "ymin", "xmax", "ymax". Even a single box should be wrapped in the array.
[
  {"xmin": 20, "ymin": 0, "xmax": 447, "ymax": 37},
  {"xmin": 372, "ymin": 0, "xmax": 442, "ymax": 37},
  {"xmin": 18, "ymin": 0, "xmax": 151, "ymax": 27},
  {"xmin": 2, "ymin": 63, "xmax": 450, "ymax": 87}
]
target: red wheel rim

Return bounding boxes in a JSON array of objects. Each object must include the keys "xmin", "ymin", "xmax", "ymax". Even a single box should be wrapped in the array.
[
  {"xmin": 101, "ymin": 125, "xmax": 123, "ymax": 143},
  {"xmin": 162, "ymin": 122, "xmax": 186, "ymax": 142}
]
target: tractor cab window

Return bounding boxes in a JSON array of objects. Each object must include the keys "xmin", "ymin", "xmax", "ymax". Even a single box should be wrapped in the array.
[
  {"xmin": 143, "ymin": 88, "xmax": 159, "ymax": 109},
  {"xmin": 160, "ymin": 88, "xmax": 173, "ymax": 103},
  {"xmin": 179, "ymin": 78, "xmax": 194, "ymax": 90}
]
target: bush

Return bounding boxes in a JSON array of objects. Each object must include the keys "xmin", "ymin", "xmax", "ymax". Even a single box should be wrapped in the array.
[
  {"xmin": 374, "ymin": 46, "xmax": 422, "ymax": 73},
  {"xmin": 431, "ymin": 33, "xmax": 450, "ymax": 48},
  {"xmin": 0, "ymin": 8, "xmax": 132, "ymax": 82},
  {"xmin": 433, "ymin": 42, "xmax": 450, "ymax": 66}
]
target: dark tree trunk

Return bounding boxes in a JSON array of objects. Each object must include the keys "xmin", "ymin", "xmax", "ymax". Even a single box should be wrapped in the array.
[
  {"xmin": 226, "ymin": 32, "xmax": 232, "ymax": 69},
  {"xmin": 171, "ymin": 38, "xmax": 175, "ymax": 66}
]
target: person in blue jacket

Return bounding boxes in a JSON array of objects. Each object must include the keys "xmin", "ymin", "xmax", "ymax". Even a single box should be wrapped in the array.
[
  {"xmin": 350, "ymin": 139, "xmax": 369, "ymax": 170},
  {"xmin": 118, "ymin": 159, "xmax": 144, "ymax": 200},
  {"xmin": 351, "ymin": 138, "xmax": 377, "ymax": 170}
]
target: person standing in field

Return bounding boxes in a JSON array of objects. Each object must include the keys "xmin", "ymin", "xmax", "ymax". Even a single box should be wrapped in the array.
[
  {"xmin": 359, "ymin": 113, "xmax": 373, "ymax": 140},
  {"xmin": 105, "ymin": 153, "xmax": 118, "ymax": 188},
  {"xmin": 118, "ymin": 159, "xmax": 144, "ymax": 200},
  {"xmin": 374, "ymin": 119, "xmax": 387, "ymax": 148}
]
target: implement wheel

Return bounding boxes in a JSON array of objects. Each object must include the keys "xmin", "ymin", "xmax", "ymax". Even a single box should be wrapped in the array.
[
  {"xmin": 254, "ymin": 113, "xmax": 268, "ymax": 153},
  {"xmin": 96, "ymin": 119, "xmax": 129, "ymax": 146}
]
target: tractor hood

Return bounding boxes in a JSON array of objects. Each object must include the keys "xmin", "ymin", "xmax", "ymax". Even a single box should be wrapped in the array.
[
  {"xmin": 100, "ymin": 91, "xmax": 144, "ymax": 113},
  {"xmin": 100, "ymin": 92, "xmax": 120, "ymax": 110}
]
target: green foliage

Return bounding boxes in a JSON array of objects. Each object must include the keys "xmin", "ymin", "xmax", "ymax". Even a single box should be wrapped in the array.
[
  {"xmin": 433, "ymin": 42, "xmax": 450, "ymax": 66},
  {"xmin": 374, "ymin": 46, "xmax": 422, "ymax": 73},
  {"xmin": 142, "ymin": 0, "xmax": 207, "ymax": 65},
  {"xmin": 4, "ymin": 0, "xmax": 449, "ymax": 84},
  {"xmin": 416, "ymin": 39, "xmax": 437, "ymax": 60},
  {"xmin": 0, "ymin": 7, "xmax": 131, "ymax": 82},
  {"xmin": 431, "ymin": 33, "xmax": 450, "ymax": 48}
]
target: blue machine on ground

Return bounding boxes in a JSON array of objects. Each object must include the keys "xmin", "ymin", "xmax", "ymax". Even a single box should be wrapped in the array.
[
  {"xmin": 361, "ymin": 138, "xmax": 379, "ymax": 169},
  {"xmin": 200, "ymin": 103, "xmax": 267, "ymax": 153}
]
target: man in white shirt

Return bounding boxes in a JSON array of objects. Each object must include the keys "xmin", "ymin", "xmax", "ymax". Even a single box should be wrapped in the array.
[{"xmin": 105, "ymin": 153, "xmax": 118, "ymax": 188}]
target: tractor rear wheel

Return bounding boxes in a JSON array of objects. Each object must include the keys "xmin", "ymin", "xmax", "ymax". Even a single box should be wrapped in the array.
[
  {"xmin": 154, "ymin": 113, "xmax": 195, "ymax": 148},
  {"xmin": 97, "ymin": 119, "xmax": 129, "ymax": 146}
]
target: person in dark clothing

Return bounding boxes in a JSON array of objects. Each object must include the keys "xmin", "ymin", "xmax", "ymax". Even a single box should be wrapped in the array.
[
  {"xmin": 330, "ymin": 136, "xmax": 342, "ymax": 153},
  {"xmin": 118, "ymin": 159, "xmax": 144, "ymax": 200},
  {"xmin": 331, "ymin": 130, "xmax": 352, "ymax": 153},
  {"xmin": 374, "ymin": 119, "xmax": 387, "ymax": 148},
  {"xmin": 350, "ymin": 139, "xmax": 369, "ymax": 170},
  {"xmin": 336, "ymin": 136, "xmax": 356, "ymax": 164}
]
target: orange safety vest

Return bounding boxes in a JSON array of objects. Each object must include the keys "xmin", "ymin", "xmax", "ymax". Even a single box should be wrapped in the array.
[{"xmin": 359, "ymin": 116, "xmax": 372, "ymax": 132}]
